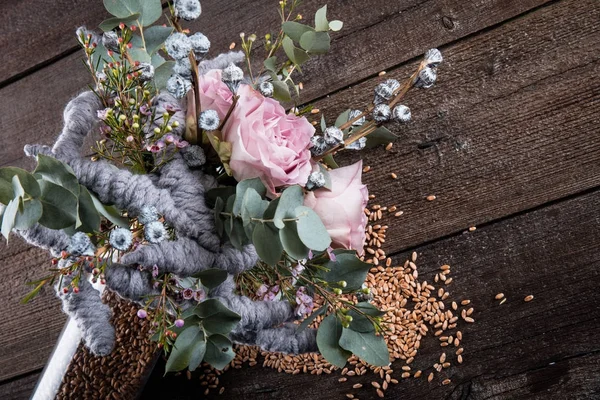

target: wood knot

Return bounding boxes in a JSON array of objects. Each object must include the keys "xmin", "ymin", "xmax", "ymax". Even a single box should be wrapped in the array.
[{"xmin": 442, "ymin": 16, "xmax": 455, "ymax": 30}]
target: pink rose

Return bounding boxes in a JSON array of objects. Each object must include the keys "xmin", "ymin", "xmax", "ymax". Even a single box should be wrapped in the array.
[
  {"xmin": 304, "ymin": 161, "xmax": 368, "ymax": 256},
  {"xmin": 198, "ymin": 69, "xmax": 234, "ymax": 120},
  {"xmin": 222, "ymin": 84, "xmax": 315, "ymax": 193}
]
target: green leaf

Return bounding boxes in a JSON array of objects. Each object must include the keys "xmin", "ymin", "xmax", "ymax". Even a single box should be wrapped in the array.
[
  {"xmin": 339, "ymin": 329, "xmax": 390, "ymax": 367},
  {"xmin": 365, "ymin": 126, "xmax": 398, "ymax": 149},
  {"xmin": 314, "ymin": 5, "xmax": 329, "ymax": 31},
  {"xmin": 103, "ymin": 0, "xmax": 140, "ymax": 18},
  {"xmin": 271, "ymin": 80, "xmax": 292, "ymax": 103},
  {"xmin": 347, "ymin": 302, "xmax": 385, "ymax": 333},
  {"xmin": 11, "ymin": 175, "xmax": 25, "ymax": 200},
  {"xmin": 13, "ymin": 199, "xmax": 42, "ymax": 230},
  {"xmin": 320, "ymin": 114, "xmax": 327, "ymax": 132},
  {"xmin": 153, "ymin": 61, "xmax": 176, "ymax": 91},
  {"xmin": 297, "ymin": 304, "xmax": 327, "ymax": 333},
  {"xmin": 206, "ymin": 187, "xmax": 236, "ymax": 208},
  {"xmin": 129, "ymin": 47, "xmax": 152, "ymax": 63},
  {"xmin": 214, "ymin": 196, "xmax": 225, "ymax": 237},
  {"xmin": 165, "ymin": 325, "xmax": 202, "ymax": 373},
  {"xmin": 196, "ymin": 299, "xmax": 241, "ymax": 336},
  {"xmin": 279, "ymin": 220, "xmax": 309, "ymax": 260},
  {"xmin": 282, "ymin": 36, "xmax": 310, "ymax": 66},
  {"xmin": 317, "ymin": 314, "xmax": 350, "ymax": 368},
  {"xmin": 299, "ymin": 31, "xmax": 330, "ymax": 54},
  {"xmin": 241, "ymin": 189, "xmax": 269, "ymax": 239},
  {"xmin": 295, "ymin": 206, "xmax": 331, "ymax": 251},
  {"xmin": 204, "ymin": 334, "xmax": 235, "ymax": 370},
  {"xmin": 188, "ymin": 337, "xmax": 207, "ymax": 372},
  {"xmin": 1, "ymin": 198, "xmax": 18, "ymax": 241},
  {"xmin": 89, "ymin": 192, "xmax": 129, "ymax": 227},
  {"xmin": 273, "ymin": 185, "xmax": 303, "ymax": 229},
  {"xmin": 229, "ymin": 217, "xmax": 247, "ymax": 250},
  {"xmin": 282, "ymin": 21, "xmax": 315, "ymax": 43},
  {"xmin": 151, "ymin": 52, "xmax": 166, "ymax": 68},
  {"xmin": 233, "ymin": 178, "xmax": 266, "ymax": 216},
  {"xmin": 143, "ymin": 26, "xmax": 173, "ymax": 54},
  {"xmin": 252, "ymin": 223, "xmax": 283, "ymax": 266},
  {"xmin": 322, "ymin": 154, "xmax": 339, "ymax": 169},
  {"xmin": 193, "ymin": 269, "xmax": 228, "ymax": 289},
  {"xmin": 99, "ymin": 13, "xmax": 141, "ymax": 31},
  {"xmin": 264, "ymin": 56, "xmax": 278, "ymax": 73},
  {"xmin": 335, "ymin": 109, "xmax": 351, "ymax": 129},
  {"xmin": 77, "ymin": 186, "xmax": 101, "ymax": 233},
  {"xmin": 318, "ymin": 251, "xmax": 371, "ymax": 292},
  {"xmin": 37, "ymin": 181, "xmax": 78, "ymax": 230},
  {"xmin": 329, "ymin": 20, "xmax": 344, "ymax": 31},
  {"xmin": 138, "ymin": 0, "xmax": 162, "ymax": 26},
  {"xmin": 0, "ymin": 168, "xmax": 41, "ymax": 204},
  {"xmin": 34, "ymin": 154, "xmax": 80, "ymax": 197}
]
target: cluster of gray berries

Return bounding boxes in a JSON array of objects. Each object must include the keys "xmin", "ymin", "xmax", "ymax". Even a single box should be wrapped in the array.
[
  {"xmin": 108, "ymin": 206, "xmax": 169, "ymax": 251},
  {"xmin": 165, "ymin": 0, "xmax": 211, "ymax": 99}
]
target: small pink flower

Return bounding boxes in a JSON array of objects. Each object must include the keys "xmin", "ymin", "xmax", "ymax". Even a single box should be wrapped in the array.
[
  {"xmin": 126, "ymin": 135, "xmax": 134, "ymax": 142},
  {"xmin": 175, "ymin": 140, "xmax": 189, "ymax": 148},
  {"xmin": 304, "ymin": 161, "xmax": 368, "ymax": 256},
  {"xmin": 256, "ymin": 284, "xmax": 269, "ymax": 298},
  {"xmin": 326, "ymin": 247, "xmax": 337, "ymax": 262},
  {"xmin": 174, "ymin": 319, "xmax": 185, "ymax": 328},
  {"xmin": 140, "ymin": 105, "xmax": 152, "ymax": 116},
  {"xmin": 295, "ymin": 287, "xmax": 314, "ymax": 317},
  {"xmin": 193, "ymin": 289, "xmax": 206, "ymax": 302},
  {"xmin": 182, "ymin": 288, "xmax": 194, "ymax": 300},
  {"xmin": 137, "ymin": 309, "xmax": 147, "ymax": 319},
  {"xmin": 97, "ymin": 108, "xmax": 111, "ymax": 120},
  {"xmin": 165, "ymin": 134, "xmax": 175, "ymax": 143}
]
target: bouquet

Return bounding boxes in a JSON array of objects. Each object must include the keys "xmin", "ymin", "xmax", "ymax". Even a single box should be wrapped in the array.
[{"xmin": 0, "ymin": 0, "xmax": 442, "ymax": 375}]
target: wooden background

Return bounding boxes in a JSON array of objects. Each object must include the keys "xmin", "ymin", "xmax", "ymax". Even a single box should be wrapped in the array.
[{"xmin": 1, "ymin": 0, "xmax": 599, "ymax": 398}]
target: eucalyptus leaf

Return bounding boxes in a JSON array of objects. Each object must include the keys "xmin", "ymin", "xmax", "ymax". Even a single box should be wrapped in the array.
[
  {"xmin": 137, "ymin": 0, "xmax": 162, "ymax": 26},
  {"xmin": 129, "ymin": 47, "xmax": 152, "ymax": 63},
  {"xmin": 299, "ymin": 31, "xmax": 330, "ymax": 54},
  {"xmin": 271, "ymin": 80, "xmax": 292, "ymax": 103},
  {"xmin": 153, "ymin": 61, "xmax": 176, "ymax": 91},
  {"xmin": 151, "ymin": 52, "xmax": 166, "ymax": 68},
  {"xmin": 295, "ymin": 205, "xmax": 331, "ymax": 251},
  {"xmin": 252, "ymin": 223, "xmax": 283, "ymax": 266},
  {"xmin": 0, "ymin": 167, "xmax": 41, "ymax": 204},
  {"xmin": 204, "ymin": 334, "xmax": 235, "ymax": 370},
  {"xmin": 339, "ymin": 329, "xmax": 390, "ymax": 367},
  {"xmin": 347, "ymin": 302, "xmax": 385, "ymax": 333},
  {"xmin": 322, "ymin": 154, "xmax": 339, "ymax": 169},
  {"xmin": 335, "ymin": 109, "xmax": 351, "ymax": 129},
  {"xmin": 264, "ymin": 56, "xmax": 278, "ymax": 73},
  {"xmin": 314, "ymin": 5, "xmax": 329, "ymax": 32},
  {"xmin": 143, "ymin": 25, "xmax": 173, "ymax": 54},
  {"xmin": 11, "ymin": 175, "xmax": 25, "ymax": 200},
  {"xmin": 1, "ymin": 198, "xmax": 18, "ymax": 241},
  {"xmin": 90, "ymin": 193, "xmax": 129, "ymax": 227},
  {"xmin": 233, "ymin": 178, "xmax": 266, "ymax": 216},
  {"xmin": 13, "ymin": 199, "xmax": 42, "ymax": 230},
  {"xmin": 229, "ymin": 217, "xmax": 247, "ymax": 250},
  {"xmin": 320, "ymin": 114, "xmax": 327, "ymax": 132},
  {"xmin": 164, "ymin": 325, "xmax": 202, "ymax": 373},
  {"xmin": 188, "ymin": 336, "xmax": 207, "ymax": 372},
  {"xmin": 214, "ymin": 196, "xmax": 225, "ymax": 237},
  {"xmin": 196, "ymin": 299, "xmax": 241, "ymax": 336},
  {"xmin": 273, "ymin": 185, "xmax": 303, "ymax": 229},
  {"xmin": 316, "ymin": 314, "xmax": 350, "ymax": 368},
  {"xmin": 193, "ymin": 269, "xmax": 228, "ymax": 289},
  {"xmin": 77, "ymin": 186, "xmax": 101, "ymax": 233},
  {"xmin": 282, "ymin": 36, "xmax": 310, "ymax": 66},
  {"xmin": 103, "ymin": 0, "xmax": 140, "ymax": 18},
  {"xmin": 365, "ymin": 126, "xmax": 398, "ymax": 149},
  {"xmin": 318, "ymin": 251, "xmax": 371, "ymax": 292},
  {"xmin": 241, "ymin": 188, "xmax": 269, "ymax": 239},
  {"xmin": 282, "ymin": 21, "xmax": 315, "ymax": 43},
  {"xmin": 329, "ymin": 20, "xmax": 344, "ymax": 31},
  {"xmin": 37, "ymin": 181, "xmax": 78, "ymax": 230},
  {"xmin": 99, "ymin": 13, "xmax": 141, "ymax": 31},
  {"xmin": 34, "ymin": 154, "xmax": 80, "ymax": 197},
  {"xmin": 279, "ymin": 220, "xmax": 309, "ymax": 260},
  {"xmin": 206, "ymin": 187, "xmax": 236, "ymax": 208}
]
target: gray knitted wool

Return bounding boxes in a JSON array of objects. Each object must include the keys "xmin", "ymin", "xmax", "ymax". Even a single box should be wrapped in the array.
[{"xmin": 18, "ymin": 81, "xmax": 317, "ymax": 357}]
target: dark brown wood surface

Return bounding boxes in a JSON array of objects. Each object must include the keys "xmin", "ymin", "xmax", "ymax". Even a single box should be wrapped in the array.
[{"xmin": 0, "ymin": 0, "xmax": 599, "ymax": 398}]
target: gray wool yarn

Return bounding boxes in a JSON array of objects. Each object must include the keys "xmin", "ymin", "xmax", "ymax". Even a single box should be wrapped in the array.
[
  {"xmin": 197, "ymin": 51, "xmax": 245, "ymax": 75},
  {"xmin": 19, "ymin": 71, "xmax": 318, "ymax": 357}
]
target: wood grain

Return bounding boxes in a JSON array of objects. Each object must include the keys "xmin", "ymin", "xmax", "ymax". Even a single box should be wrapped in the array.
[{"xmin": 137, "ymin": 187, "xmax": 600, "ymax": 400}]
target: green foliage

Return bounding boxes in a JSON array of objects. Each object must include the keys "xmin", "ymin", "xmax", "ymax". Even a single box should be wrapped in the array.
[
  {"xmin": 295, "ymin": 205, "xmax": 330, "ymax": 251},
  {"xmin": 99, "ymin": 13, "xmax": 141, "ymax": 31},
  {"xmin": 339, "ymin": 328, "xmax": 389, "ymax": 367},
  {"xmin": 165, "ymin": 325, "xmax": 204, "ymax": 373},
  {"xmin": 103, "ymin": 0, "xmax": 161, "ymax": 26},
  {"xmin": 193, "ymin": 269, "xmax": 228, "ymax": 289},
  {"xmin": 365, "ymin": 126, "xmax": 398, "ymax": 148},
  {"xmin": 316, "ymin": 314, "xmax": 351, "ymax": 368},
  {"xmin": 318, "ymin": 250, "xmax": 371, "ymax": 292},
  {"xmin": 194, "ymin": 299, "xmax": 241, "ymax": 336},
  {"xmin": 347, "ymin": 302, "xmax": 385, "ymax": 333},
  {"xmin": 204, "ymin": 334, "xmax": 236, "ymax": 370}
]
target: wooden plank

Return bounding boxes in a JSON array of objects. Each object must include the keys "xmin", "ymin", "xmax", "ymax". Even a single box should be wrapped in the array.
[
  {"xmin": 313, "ymin": 0, "xmax": 600, "ymax": 250},
  {"xmin": 136, "ymin": 187, "xmax": 600, "ymax": 399},
  {"xmin": 0, "ymin": 372, "xmax": 41, "ymax": 400},
  {"xmin": 0, "ymin": 0, "xmax": 550, "ymax": 168}
]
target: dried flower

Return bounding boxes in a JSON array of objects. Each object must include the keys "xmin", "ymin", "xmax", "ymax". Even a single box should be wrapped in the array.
[
  {"xmin": 137, "ymin": 62, "xmax": 154, "ymax": 81},
  {"xmin": 198, "ymin": 109, "xmax": 220, "ymax": 130},
  {"xmin": 309, "ymin": 135, "xmax": 328, "ymax": 156},
  {"xmin": 221, "ymin": 63, "xmax": 243, "ymax": 93},
  {"xmin": 166, "ymin": 74, "xmax": 192, "ymax": 99},
  {"xmin": 165, "ymin": 32, "xmax": 192, "ymax": 60},
  {"xmin": 392, "ymin": 104, "xmax": 411, "ymax": 123},
  {"xmin": 323, "ymin": 126, "xmax": 344, "ymax": 146},
  {"xmin": 294, "ymin": 287, "xmax": 314, "ymax": 317},
  {"xmin": 258, "ymin": 81, "xmax": 274, "ymax": 97},
  {"xmin": 345, "ymin": 136, "xmax": 367, "ymax": 150},
  {"xmin": 175, "ymin": 139, "xmax": 189, "ymax": 148},
  {"xmin": 138, "ymin": 205, "xmax": 159, "ymax": 225},
  {"xmin": 182, "ymin": 288, "xmax": 194, "ymax": 300},
  {"xmin": 109, "ymin": 228, "xmax": 133, "ymax": 251},
  {"xmin": 152, "ymin": 264, "xmax": 159, "ymax": 278},
  {"xmin": 414, "ymin": 67, "xmax": 437, "ymax": 89},
  {"xmin": 348, "ymin": 109, "xmax": 366, "ymax": 126},
  {"xmin": 144, "ymin": 221, "xmax": 168, "ymax": 243},
  {"xmin": 67, "ymin": 232, "xmax": 95, "ymax": 257},
  {"xmin": 374, "ymin": 79, "xmax": 400, "ymax": 104},
  {"xmin": 173, "ymin": 57, "xmax": 193, "ymax": 79},
  {"xmin": 101, "ymin": 31, "xmax": 120, "ymax": 53},
  {"xmin": 189, "ymin": 32, "xmax": 210, "ymax": 59},
  {"xmin": 424, "ymin": 48, "xmax": 443, "ymax": 68},
  {"xmin": 373, "ymin": 103, "xmax": 391, "ymax": 123},
  {"xmin": 174, "ymin": 0, "xmax": 202, "ymax": 21},
  {"xmin": 306, "ymin": 171, "xmax": 326, "ymax": 191},
  {"xmin": 181, "ymin": 145, "xmax": 206, "ymax": 167},
  {"xmin": 193, "ymin": 289, "xmax": 206, "ymax": 302}
]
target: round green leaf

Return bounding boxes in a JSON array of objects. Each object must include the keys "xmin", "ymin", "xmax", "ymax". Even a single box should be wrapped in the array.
[
  {"xmin": 318, "ymin": 251, "xmax": 371, "ymax": 292},
  {"xmin": 233, "ymin": 178, "xmax": 266, "ymax": 216},
  {"xmin": 0, "ymin": 167, "xmax": 41, "ymax": 204},
  {"xmin": 329, "ymin": 20, "xmax": 344, "ymax": 31},
  {"xmin": 194, "ymin": 269, "xmax": 228, "ymax": 289},
  {"xmin": 138, "ymin": 0, "xmax": 162, "ymax": 26},
  {"xmin": 37, "ymin": 181, "xmax": 78, "ymax": 230},
  {"xmin": 314, "ymin": 5, "xmax": 329, "ymax": 31},
  {"xmin": 273, "ymin": 185, "xmax": 303, "ymax": 229},
  {"xmin": 34, "ymin": 154, "xmax": 80, "ymax": 197},
  {"xmin": 339, "ymin": 329, "xmax": 390, "ymax": 367},
  {"xmin": 295, "ymin": 205, "xmax": 331, "ymax": 251},
  {"xmin": 13, "ymin": 199, "xmax": 43, "ymax": 230},
  {"xmin": 77, "ymin": 186, "xmax": 101, "ymax": 233},
  {"xmin": 204, "ymin": 334, "xmax": 235, "ymax": 370},
  {"xmin": 252, "ymin": 223, "xmax": 283, "ymax": 266},
  {"xmin": 299, "ymin": 31, "xmax": 331, "ymax": 54},
  {"xmin": 103, "ymin": 0, "xmax": 140, "ymax": 18},
  {"xmin": 196, "ymin": 299, "xmax": 241, "ymax": 336},
  {"xmin": 143, "ymin": 26, "xmax": 173, "ymax": 54},
  {"xmin": 317, "ymin": 314, "xmax": 350, "ymax": 368},
  {"xmin": 165, "ymin": 325, "xmax": 202, "ymax": 373},
  {"xmin": 279, "ymin": 221, "xmax": 309, "ymax": 260},
  {"xmin": 98, "ymin": 13, "xmax": 141, "ymax": 31},
  {"xmin": 282, "ymin": 21, "xmax": 315, "ymax": 42},
  {"xmin": 1, "ymin": 198, "xmax": 18, "ymax": 241},
  {"xmin": 187, "ymin": 334, "xmax": 207, "ymax": 372}
]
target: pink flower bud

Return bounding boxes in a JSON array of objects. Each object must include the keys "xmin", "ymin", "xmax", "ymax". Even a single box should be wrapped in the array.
[{"xmin": 137, "ymin": 309, "xmax": 148, "ymax": 319}]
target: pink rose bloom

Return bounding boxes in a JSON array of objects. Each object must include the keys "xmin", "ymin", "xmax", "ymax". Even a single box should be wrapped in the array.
[
  {"xmin": 304, "ymin": 161, "xmax": 368, "ymax": 256},
  {"xmin": 223, "ymin": 84, "xmax": 315, "ymax": 194},
  {"xmin": 198, "ymin": 69, "xmax": 234, "ymax": 120}
]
